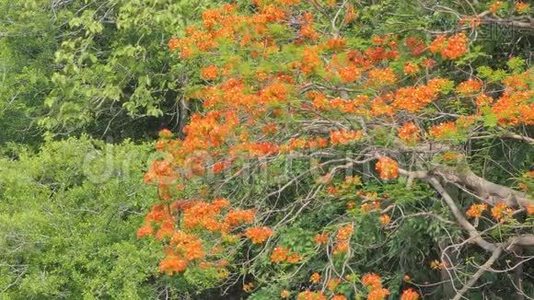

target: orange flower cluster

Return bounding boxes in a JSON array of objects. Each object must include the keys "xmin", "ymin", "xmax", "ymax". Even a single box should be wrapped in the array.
[
  {"xmin": 491, "ymin": 88, "xmax": 534, "ymax": 126},
  {"xmin": 200, "ymin": 65, "xmax": 218, "ymax": 80},
  {"xmin": 309, "ymin": 272, "xmax": 321, "ymax": 283},
  {"xmin": 326, "ymin": 38, "xmax": 346, "ymax": 51},
  {"xmin": 300, "ymin": 46, "xmax": 322, "ymax": 74},
  {"xmin": 466, "ymin": 203, "xmax": 487, "ymax": 218},
  {"xmin": 368, "ymin": 67, "xmax": 397, "ymax": 87},
  {"xmin": 239, "ymin": 142, "xmax": 280, "ymax": 157},
  {"xmin": 245, "ymin": 226, "xmax": 273, "ymax": 244},
  {"xmin": 375, "ymin": 157, "xmax": 399, "ymax": 180},
  {"xmin": 183, "ymin": 199, "xmax": 229, "ymax": 231},
  {"xmin": 403, "ymin": 62, "xmax": 420, "ymax": 76},
  {"xmin": 367, "ymin": 288, "xmax": 390, "ymax": 300},
  {"xmin": 515, "ymin": 2, "xmax": 530, "ymax": 14},
  {"xmin": 299, "ymin": 12, "xmax": 319, "ymax": 41},
  {"xmin": 168, "ymin": 37, "xmax": 179, "ymax": 51},
  {"xmin": 314, "ymin": 232, "xmax": 329, "ymax": 245},
  {"xmin": 144, "ymin": 160, "xmax": 177, "ymax": 186},
  {"xmin": 159, "ymin": 254, "xmax": 189, "ymax": 275},
  {"xmin": 270, "ymin": 246, "xmax": 302, "ymax": 264},
  {"xmin": 392, "ymin": 78, "xmax": 450, "ymax": 112},
  {"xmin": 343, "ymin": 4, "xmax": 358, "ymax": 24},
  {"xmin": 330, "ymin": 129, "xmax": 363, "ymax": 145},
  {"xmin": 456, "ymin": 78, "xmax": 483, "ymax": 95},
  {"xmin": 158, "ymin": 231, "xmax": 208, "ymax": 275},
  {"xmin": 429, "ymin": 33, "xmax": 469, "ymax": 60},
  {"xmin": 400, "ymin": 288, "xmax": 420, "ymax": 300},
  {"xmin": 405, "ymin": 36, "xmax": 426, "ymax": 56},
  {"xmin": 475, "ymin": 94, "xmax": 493, "ymax": 108},
  {"xmin": 491, "ymin": 202, "xmax": 513, "ymax": 222},
  {"xmin": 430, "ymin": 259, "xmax": 446, "ymax": 270},
  {"xmin": 362, "ymin": 273, "xmax": 382, "ymax": 289},
  {"xmin": 137, "ymin": 204, "xmax": 174, "ymax": 239},
  {"xmin": 362, "ymin": 273, "xmax": 390, "ymax": 300},
  {"xmin": 297, "ymin": 291, "xmax": 327, "ymax": 300},
  {"xmin": 398, "ymin": 122, "xmax": 420, "ymax": 144},
  {"xmin": 327, "ymin": 278, "xmax": 341, "ymax": 291},
  {"xmin": 489, "ymin": 1, "xmax": 504, "ymax": 14},
  {"xmin": 138, "ymin": 198, "xmax": 264, "ymax": 275},
  {"xmin": 333, "ymin": 224, "xmax": 353, "ymax": 255},
  {"xmin": 379, "ymin": 214, "xmax": 391, "ymax": 226}
]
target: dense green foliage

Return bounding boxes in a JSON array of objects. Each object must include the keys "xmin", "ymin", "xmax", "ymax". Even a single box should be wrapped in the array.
[
  {"xmin": 0, "ymin": 138, "xmax": 165, "ymax": 298},
  {"xmin": 0, "ymin": 0, "xmax": 213, "ymax": 144}
]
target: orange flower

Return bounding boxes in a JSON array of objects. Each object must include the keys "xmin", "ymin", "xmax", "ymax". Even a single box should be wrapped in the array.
[
  {"xmin": 398, "ymin": 122, "xmax": 420, "ymax": 144},
  {"xmin": 362, "ymin": 273, "xmax": 382, "ymax": 289},
  {"xmin": 336, "ymin": 224, "xmax": 353, "ymax": 241},
  {"xmin": 375, "ymin": 157, "xmax": 399, "ymax": 180},
  {"xmin": 327, "ymin": 278, "xmax": 341, "ymax": 291},
  {"xmin": 280, "ymin": 290, "xmax": 291, "ymax": 298},
  {"xmin": 403, "ymin": 62, "xmax": 420, "ymax": 75},
  {"xmin": 332, "ymin": 295, "xmax": 347, "ymax": 300},
  {"xmin": 515, "ymin": 2, "xmax": 530, "ymax": 14},
  {"xmin": 429, "ymin": 33, "xmax": 469, "ymax": 60},
  {"xmin": 475, "ymin": 94, "xmax": 493, "ymax": 107},
  {"xmin": 367, "ymin": 288, "xmax": 390, "ymax": 300},
  {"xmin": 379, "ymin": 214, "xmax": 391, "ymax": 226},
  {"xmin": 136, "ymin": 224, "xmax": 153, "ymax": 238},
  {"xmin": 271, "ymin": 246, "xmax": 289, "ymax": 263},
  {"xmin": 314, "ymin": 232, "xmax": 329, "ymax": 245},
  {"xmin": 343, "ymin": 4, "xmax": 357, "ymax": 24},
  {"xmin": 400, "ymin": 288, "xmax": 420, "ymax": 300},
  {"xmin": 310, "ymin": 272, "xmax": 321, "ymax": 284},
  {"xmin": 368, "ymin": 67, "xmax": 397, "ymax": 86},
  {"xmin": 299, "ymin": 13, "xmax": 319, "ymax": 41},
  {"xmin": 526, "ymin": 204, "xmax": 534, "ymax": 215},
  {"xmin": 326, "ymin": 38, "xmax": 346, "ymax": 51},
  {"xmin": 245, "ymin": 226, "xmax": 273, "ymax": 244},
  {"xmin": 297, "ymin": 291, "xmax": 327, "ymax": 300},
  {"xmin": 489, "ymin": 1, "xmax": 503, "ymax": 14},
  {"xmin": 224, "ymin": 209, "xmax": 256, "ymax": 227},
  {"xmin": 201, "ymin": 65, "xmax": 218, "ymax": 80},
  {"xmin": 287, "ymin": 252, "xmax": 302, "ymax": 264},
  {"xmin": 405, "ymin": 36, "xmax": 426, "ymax": 56},
  {"xmin": 393, "ymin": 81, "xmax": 444, "ymax": 112},
  {"xmin": 337, "ymin": 64, "xmax": 361, "ymax": 83},
  {"xmin": 491, "ymin": 202, "xmax": 513, "ymax": 222},
  {"xmin": 212, "ymin": 161, "xmax": 230, "ymax": 173},
  {"xmin": 159, "ymin": 254, "xmax": 188, "ymax": 275},
  {"xmin": 430, "ymin": 259, "xmax": 446, "ymax": 270},
  {"xmin": 466, "ymin": 203, "xmax": 487, "ymax": 218},
  {"xmin": 330, "ymin": 129, "xmax": 363, "ymax": 145},
  {"xmin": 168, "ymin": 37, "xmax": 180, "ymax": 51},
  {"xmin": 456, "ymin": 78, "xmax": 483, "ymax": 95},
  {"xmin": 300, "ymin": 46, "xmax": 321, "ymax": 74}
]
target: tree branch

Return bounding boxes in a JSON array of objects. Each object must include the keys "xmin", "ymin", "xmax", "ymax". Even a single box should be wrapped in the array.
[{"xmin": 452, "ymin": 245, "xmax": 503, "ymax": 300}]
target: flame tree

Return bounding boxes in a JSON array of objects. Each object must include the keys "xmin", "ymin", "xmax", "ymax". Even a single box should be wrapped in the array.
[{"xmin": 139, "ymin": 1, "xmax": 534, "ymax": 299}]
